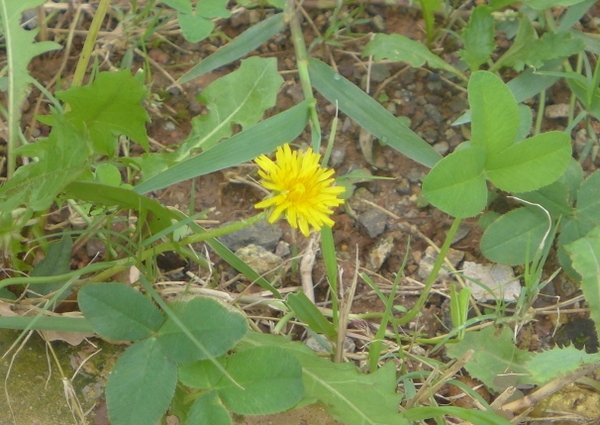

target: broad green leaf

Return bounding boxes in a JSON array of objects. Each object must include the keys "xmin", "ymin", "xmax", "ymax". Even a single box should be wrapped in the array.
[
  {"xmin": 0, "ymin": 0, "xmax": 61, "ymax": 175},
  {"xmin": 178, "ymin": 12, "xmax": 214, "ymax": 43},
  {"xmin": 557, "ymin": 218, "xmax": 592, "ymax": 278},
  {"xmin": 106, "ymin": 339, "xmax": 178, "ymax": 425},
  {"xmin": 197, "ymin": 0, "xmax": 230, "ymax": 18},
  {"xmin": 0, "ymin": 116, "xmax": 89, "ymax": 211},
  {"xmin": 515, "ymin": 104, "xmax": 533, "ymax": 142},
  {"xmin": 179, "ymin": 13, "xmax": 286, "ymax": 84},
  {"xmin": 133, "ymin": 99, "xmax": 311, "ymax": 193},
  {"xmin": 363, "ymin": 34, "xmax": 463, "ymax": 77},
  {"xmin": 239, "ymin": 332, "xmax": 407, "ymax": 425},
  {"xmin": 422, "ymin": 146, "xmax": 488, "ymax": 218},
  {"xmin": 64, "ymin": 181, "xmax": 174, "ymax": 234},
  {"xmin": 575, "ymin": 171, "xmax": 600, "ymax": 226},
  {"xmin": 217, "ymin": 346, "xmax": 304, "ymax": 415},
  {"xmin": 565, "ymin": 226, "xmax": 600, "ymax": 332},
  {"xmin": 161, "ymin": 0, "xmax": 193, "ymax": 13},
  {"xmin": 480, "ymin": 206, "xmax": 549, "ymax": 265},
  {"xmin": 404, "ymin": 406, "xmax": 513, "ymax": 425},
  {"xmin": 287, "ymin": 292, "xmax": 336, "ymax": 340},
  {"xmin": 156, "ymin": 297, "xmax": 247, "ymax": 363},
  {"xmin": 188, "ymin": 391, "xmax": 232, "ymax": 425},
  {"xmin": 493, "ymin": 17, "xmax": 584, "ymax": 71},
  {"xmin": 469, "ymin": 71, "xmax": 519, "ymax": 157},
  {"xmin": 179, "ymin": 358, "xmax": 226, "ymax": 389},
  {"xmin": 57, "ymin": 70, "xmax": 150, "ymax": 154},
  {"xmin": 525, "ymin": 0, "xmax": 588, "ymax": 9},
  {"xmin": 486, "ymin": 131, "xmax": 572, "ymax": 193},
  {"xmin": 78, "ymin": 282, "xmax": 164, "ymax": 341},
  {"xmin": 526, "ymin": 345, "xmax": 600, "ymax": 385},
  {"xmin": 176, "ymin": 56, "xmax": 283, "ymax": 157},
  {"xmin": 30, "ymin": 234, "xmax": 73, "ymax": 296},
  {"xmin": 566, "ymin": 77, "xmax": 600, "ymax": 120},
  {"xmin": 515, "ymin": 181, "xmax": 573, "ymax": 218},
  {"xmin": 454, "ymin": 60, "xmax": 562, "ymax": 126},
  {"xmin": 557, "ymin": 157, "xmax": 584, "ymax": 201},
  {"xmin": 459, "ymin": 6, "xmax": 496, "ymax": 71},
  {"xmin": 446, "ymin": 326, "xmax": 533, "ymax": 392},
  {"xmin": 95, "ymin": 163, "xmax": 122, "ymax": 186},
  {"xmin": 308, "ymin": 58, "xmax": 442, "ymax": 169}
]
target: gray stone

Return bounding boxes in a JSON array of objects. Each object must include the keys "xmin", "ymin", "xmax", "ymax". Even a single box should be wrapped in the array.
[
  {"xmin": 418, "ymin": 246, "xmax": 464, "ymax": 281},
  {"xmin": 463, "ymin": 262, "xmax": 521, "ymax": 302},
  {"xmin": 218, "ymin": 220, "xmax": 282, "ymax": 252},
  {"xmin": 235, "ymin": 244, "xmax": 283, "ymax": 275},
  {"xmin": 368, "ymin": 236, "xmax": 394, "ymax": 271},
  {"xmin": 358, "ymin": 208, "xmax": 388, "ymax": 238},
  {"xmin": 424, "ymin": 104, "xmax": 443, "ymax": 125}
]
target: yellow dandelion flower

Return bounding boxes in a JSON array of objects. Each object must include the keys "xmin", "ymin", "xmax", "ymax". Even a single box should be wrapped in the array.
[{"xmin": 255, "ymin": 143, "xmax": 345, "ymax": 237}]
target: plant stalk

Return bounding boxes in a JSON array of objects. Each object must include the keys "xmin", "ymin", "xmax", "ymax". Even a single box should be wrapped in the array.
[
  {"xmin": 72, "ymin": 0, "xmax": 111, "ymax": 86},
  {"xmin": 285, "ymin": 0, "xmax": 322, "ymax": 150}
]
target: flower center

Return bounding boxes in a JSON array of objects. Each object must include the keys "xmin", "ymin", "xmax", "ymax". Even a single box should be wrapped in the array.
[{"xmin": 288, "ymin": 182, "xmax": 307, "ymax": 202}]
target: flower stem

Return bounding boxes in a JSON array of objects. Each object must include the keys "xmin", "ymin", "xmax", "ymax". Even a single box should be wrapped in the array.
[{"xmin": 285, "ymin": 0, "xmax": 322, "ymax": 150}]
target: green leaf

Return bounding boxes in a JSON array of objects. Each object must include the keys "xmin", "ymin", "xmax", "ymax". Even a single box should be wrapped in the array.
[
  {"xmin": 558, "ymin": 158, "xmax": 584, "ymax": 201},
  {"xmin": 64, "ymin": 181, "xmax": 174, "ymax": 234},
  {"xmin": 526, "ymin": 345, "xmax": 600, "ymax": 385},
  {"xmin": 486, "ymin": 131, "xmax": 572, "ymax": 193},
  {"xmin": 575, "ymin": 171, "xmax": 600, "ymax": 226},
  {"xmin": 178, "ymin": 12, "xmax": 214, "ymax": 43},
  {"xmin": 179, "ymin": 13, "xmax": 286, "ymax": 84},
  {"xmin": 217, "ymin": 346, "xmax": 304, "ymax": 415},
  {"xmin": 58, "ymin": 71, "xmax": 149, "ymax": 154},
  {"xmin": 363, "ymin": 34, "xmax": 463, "ymax": 77},
  {"xmin": 515, "ymin": 181, "xmax": 573, "ymax": 218},
  {"xmin": 0, "ymin": 0, "xmax": 61, "ymax": 172},
  {"xmin": 565, "ymin": 226, "xmax": 600, "ymax": 333},
  {"xmin": 308, "ymin": 58, "xmax": 442, "ymax": 169},
  {"xmin": 106, "ymin": 339, "xmax": 178, "ymax": 425},
  {"xmin": 287, "ymin": 292, "xmax": 336, "ymax": 340},
  {"xmin": 187, "ymin": 391, "xmax": 232, "ymax": 425},
  {"xmin": 446, "ymin": 326, "xmax": 533, "ymax": 392},
  {"xmin": 196, "ymin": 0, "xmax": 230, "ymax": 18},
  {"xmin": 0, "ymin": 116, "xmax": 90, "ymax": 211},
  {"xmin": 161, "ymin": 0, "xmax": 193, "ymax": 13},
  {"xmin": 525, "ymin": 0, "xmax": 589, "ymax": 10},
  {"xmin": 404, "ymin": 406, "xmax": 513, "ymax": 425},
  {"xmin": 30, "ymin": 234, "xmax": 73, "ymax": 296},
  {"xmin": 95, "ymin": 163, "xmax": 122, "ymax": 186},
  {"xmin": 179, "ymin": 358, "xmax": 226, "ymax": 389},
  {"xmin": 422, "ymin": 146, "xmax": 488, "ymax": 218},
  {"xmin": 239, "ymin": 332, "xmax": 407, "ymax": 425},
  {"xmin": 133, "ymin": 99, "xmax": 311, "ymax": 193},
  {"xmin": 156, "ymin": 297, "xmax": 247, "ymax": 363},
  {"xmin": 480, "ymin": 206, "xmax": 549, "ymax": 265},
  {"xmin": 78, "ymin": 282, "xmax": 164, "ymax": 341},
  {"xmin": 459, "ymin": 6, "xmax": 496, "ymax": 71},
  {"xmin": 566, "ymin": 77, "xmax": 600, "ymax": 120},
  {"xmin": 469, "ymin": 71, "xmax": 520, "ymax": 157},
  {"xmin": 493, "ymin": 17, "xmax": 584, "ymax": 71},
  {"xmin": 177, "ymin": 56, "xmax": 283, "ymax": 157}
]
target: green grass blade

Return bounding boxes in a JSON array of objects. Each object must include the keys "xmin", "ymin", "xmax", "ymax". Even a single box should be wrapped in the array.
[
  {"xmin": 178, "ymin": 13, "xmax": 286, "ymax": 84},
  {"xmin": 0, "ymin": 316, "xmax": 93, "ymax": 332},
  {"xmin": 308, "ymin": 58, "xmax": 441, "ymax": 168},
  {"xmin": 134, "ymin": 99, "xmax": 311, "ymax": 194}
]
